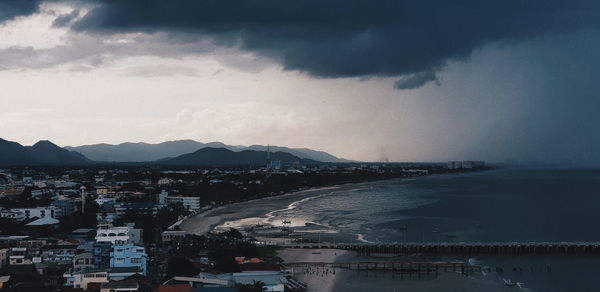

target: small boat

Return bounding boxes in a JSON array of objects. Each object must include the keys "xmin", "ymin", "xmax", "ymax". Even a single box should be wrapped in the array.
[
  {"xmin": 503, "ymin": 278, "xmax": 517, "ymax": 287},
  {"xmin": 282, "ymin": 220, "xmax": 292, "ymax": 224}
]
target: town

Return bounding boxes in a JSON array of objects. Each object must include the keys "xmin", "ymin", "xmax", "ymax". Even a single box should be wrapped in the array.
[{"xmin": 0, "ymin": 162, "xmax": 487, "ymax": 292}]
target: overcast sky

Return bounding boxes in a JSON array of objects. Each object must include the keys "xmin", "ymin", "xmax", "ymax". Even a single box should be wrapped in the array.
[{"xmin": 1, "ymin": 1, "xmax": 600, "ymax": 164}]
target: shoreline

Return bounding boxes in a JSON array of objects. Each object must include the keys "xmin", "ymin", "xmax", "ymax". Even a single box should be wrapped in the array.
[
  {"xmin": 179, "ymin": 171, "xmax": 486, "ymax": 238},
  {"xmin": 179, "ymin": 180, "xmax": 384, "ymax": 236}
]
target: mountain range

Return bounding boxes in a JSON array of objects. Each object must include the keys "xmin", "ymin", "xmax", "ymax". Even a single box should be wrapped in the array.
[
  {"xmin": 160, "ymin": 147, "xmax": 319, "ymax": 166},
  {"xmin": 0, "ymin": 138, "xmax": 348, "ymax": 166},
  {"xmin": 65, "ymin": 140, "xmax": 349, "ymax": 163},
  {"xmin": 0, "ymin": 139, "xmax": 91, "ymax": 166}
]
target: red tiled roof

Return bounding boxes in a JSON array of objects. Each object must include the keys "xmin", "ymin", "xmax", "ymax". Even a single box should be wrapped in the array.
[{"xmin": 157, "ymin": 284, "xmax": 192, "ymax": 292}]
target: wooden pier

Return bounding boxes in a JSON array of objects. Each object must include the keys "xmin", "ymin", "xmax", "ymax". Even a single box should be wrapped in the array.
[
  {"xmin": 284, "ymin": 261, "xmax": 480, "ymax": 275},
  {"xmin": 278, "ymin": 242, "xmax": 600, "ymax": 255}
]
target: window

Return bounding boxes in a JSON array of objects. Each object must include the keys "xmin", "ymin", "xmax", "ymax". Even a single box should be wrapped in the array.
[
  {"xmin": 131, "ymin": 258, "xmax": 140, "ymax": 263},
  {"xmin": 84, "ymin": 274, "xmax": 95, "ymax": 278}
]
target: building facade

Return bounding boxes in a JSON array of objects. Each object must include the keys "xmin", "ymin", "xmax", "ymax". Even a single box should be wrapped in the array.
[
  {"xmin": 165, "ymin": 196, "xmax": 200, "ymax": 212},
  {"xmin": 109, "ymin": 244, "xmax": 147, "ymax": 276}
]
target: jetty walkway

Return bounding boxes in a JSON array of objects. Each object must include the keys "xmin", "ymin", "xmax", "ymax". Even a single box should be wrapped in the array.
[
  {"xmin": 284, "ymin": 261, "xmax": 480, "ymax": 275},
  {"xmin": 278, "ymin": 242, "xmax": 600, "ymax": 254}
]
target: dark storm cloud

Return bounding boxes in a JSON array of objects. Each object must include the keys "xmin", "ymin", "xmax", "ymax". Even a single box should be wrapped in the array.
[
  {"xmin": 70, "ymin": 0, "xmax": 600, "ymax": 87},
  {"xmin": 52, "ymin": 9, "xmax": 80, "ymax": 27},
  {"xmin": 394, "ymin": 70, "xmax": 440, "ymax": 90},
  {"xmin": 0, "ymin": 0, "xmax": 42, "ymax": 22}
]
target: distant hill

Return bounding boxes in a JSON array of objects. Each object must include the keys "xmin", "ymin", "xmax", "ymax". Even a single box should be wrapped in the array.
[
  {"xmin": 243, "ymin": 145, "xmax": 352, "ymax": 163},
  {"xmin": 65, "ymin": 140, "xmax": 214, "ymax": 162},
  {"xmin": 0, "ymin": 139, "xmax": 92, "ymax": 166},
  {"xmin": 65, "ymin": 140, "xmax": 349, "ymax": 162},
  {"xmin": 160, "ymin": 147, "xmax": 320, "ymax": 166}
]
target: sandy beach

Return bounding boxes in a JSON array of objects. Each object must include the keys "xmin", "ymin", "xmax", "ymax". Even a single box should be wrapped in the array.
[
  {"xmin": 181, "ymin": 178, "xmax": 517, "ymax": 292},
  {"xmin": 179, "ymin": 183, "xmax": 371, "ymax": 236}
]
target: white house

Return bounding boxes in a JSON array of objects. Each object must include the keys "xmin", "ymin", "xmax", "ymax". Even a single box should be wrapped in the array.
[
  {"xmin": 0, "ymin": 209, "xmax": 25, "ymax": 221},
  {"xmin": 13, "ymin": 207, "xmax": 56, "ymax": 220}
]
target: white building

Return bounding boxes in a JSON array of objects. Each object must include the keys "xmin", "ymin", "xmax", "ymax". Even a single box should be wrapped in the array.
[
  {"xmin": 95, "ymin": 226, "xmax": 141, "ymax": 245},
  {"xmin": 0, "ymin": 209, "xmax": 25, "ymax": 221},
  {"xmin": 63, "ymin": 269, "xmax": 109, "ymax": 290},
  {"xmin": 95, "ymin": 196, "xmax": 116, "ymax": 206},
  {"xmin": 0, "ymin": 247, "xmax": 8, "ymax": 269},
  {"xmin": 13, "ymin": 207, "xmax": 56, "ymax": 220},
  {"xmin": 165, "ymin": 196, "xmax": 200, "ymax": 212},
  {"xmin": 157, "ymin": 178, "xmax": 174, "ymax": 186},
  {"xmin": 161, "ymin": 230, "xmax": 187, "ymax": 242},
  {"xmin": 9, "ymin": 247, "xmax": 31, "ymax": 265}
]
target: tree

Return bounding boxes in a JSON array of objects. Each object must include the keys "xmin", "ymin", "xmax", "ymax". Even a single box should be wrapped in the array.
[
  {"xmin": 166, "ymin": 257, "xmax": 200, "ymax": 278},
  {"xmin": 236, "ymin": 281, "xmax": 266, "ymax": 292}
]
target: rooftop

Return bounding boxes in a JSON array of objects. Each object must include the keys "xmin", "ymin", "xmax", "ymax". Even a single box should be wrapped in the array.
[{"xmin": 101, "ymin": 281, "xmax": 140, "ymax": 289}]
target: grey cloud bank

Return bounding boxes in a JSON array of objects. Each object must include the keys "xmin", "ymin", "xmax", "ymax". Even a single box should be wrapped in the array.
[
  {"xmin": 1, "ymin": 1, "xmax": 600, "ymax": 165},
  {"xmin": 73, "ymin": 0, "xmax": 600, "ymax": 85},
  {"xmin": 4, "ymin": 0, "xmax": 600, "ymax": 88},
  {"xmin": 0, "ymin": 0, "xmax": 42, "ymax": 22}
]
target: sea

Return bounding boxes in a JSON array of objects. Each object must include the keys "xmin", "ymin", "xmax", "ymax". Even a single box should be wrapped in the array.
[{"xmin": 253, "ymin": 169, "xmax": 600, "ymax": 291}]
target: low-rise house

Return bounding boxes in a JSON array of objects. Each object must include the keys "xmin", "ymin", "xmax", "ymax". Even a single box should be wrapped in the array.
[
  {"xmin": 100, "ymin": 281, "xmax": 139, "ymax": 292},
  {"xmin": 0, "ymin": 209, "xmax": 25, "ymax": 221},
  {"xmin": 115, "ymin": 202, "xmax": 159, "ymax": 217},
  {"xmin": 97, "ymin": 211, "xmax": 120, "ymax": 225},
  {"xmin": 161, "ymin": 231, "xmax": 187, "ymax": 242},
  {"xmin": 217, "ymin": 272, "xmax": 290, "ymax": 292},
  {"xmin": 164, "ymin": 196, "xmax": 201, "ymax": 212},
  {"xmin": 72, "ymin": 228, "xmax": 96, "ymax": 241},
  {"xmin": 95, "ymin": 196, "xmax": 117, "ymax": 206},
  {"xmin": 13, "ymin": 207, "xmax": 57, "ymax": 220},
  {"xmin": 9, "ymin": 247, "xmax": 33, "ymax": 265},
  {"xmin": 0, "ymin": 188, "xmax": 24, "ymax": 200},
  {"xmin": 162, "ymin": 274, "xmax": 233, "ymax": 288},
  {"xmin": 0, "ymin": 246, "xmax": 9, "ymax": 269},
  {"xmin": 52, "ymin": 199, "xmax": 76, "ymax": 217},
  {"xmin": 25, "ymin": 217, "xmax": 60, "ymax": 227},
  {"xmin": 39, "ymin": 244, "xmax": 78, "ymax": 265},
  {"xmin": 63, "ymin": 268, "xmax": 110, "ymax": 291},
  {"xmin": 73, "ymin": 252, "xmax": 95, "ymax": 272},
  {"xmin": 157, "ymin": 178, "xmax": 174, "ymax": 186},
  {"xmin": 108, "ymin": 267, "xmax": 146, "ymax": 281},
  {"xmin": 157, "ymin": 284, "xmax": 192, "ymax": 292}
]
